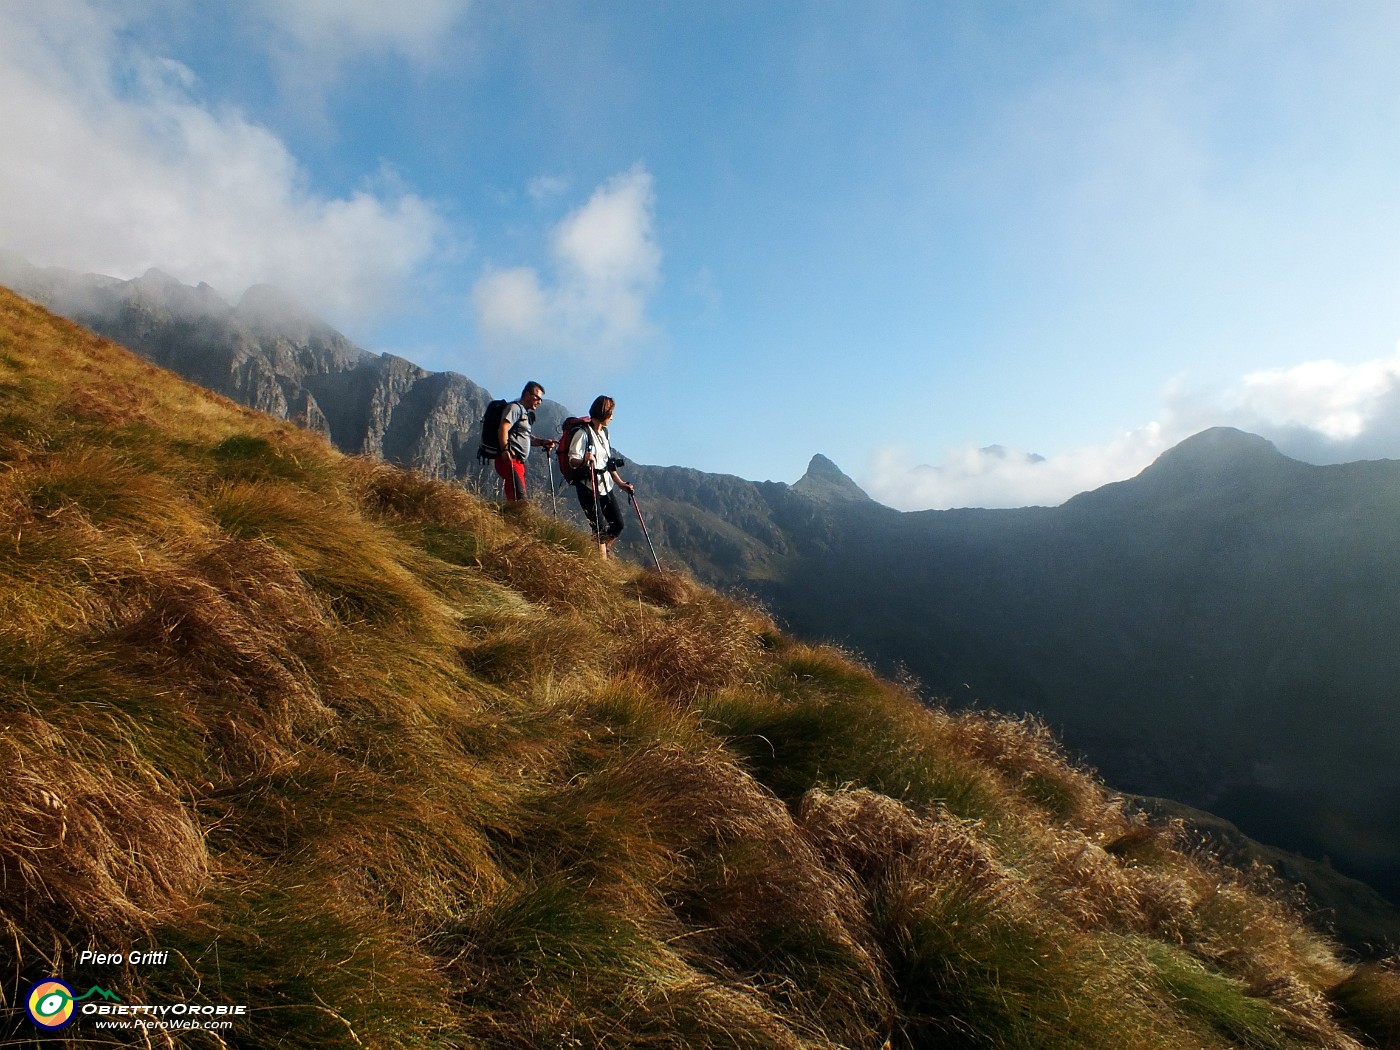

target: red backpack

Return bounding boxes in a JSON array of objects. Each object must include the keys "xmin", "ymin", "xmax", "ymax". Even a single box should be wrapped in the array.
[{"xmin": 555, "ymin": 416, "xmax": 594, "ymax": 485}]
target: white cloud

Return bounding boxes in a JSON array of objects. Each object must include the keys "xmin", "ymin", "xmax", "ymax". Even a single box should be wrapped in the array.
[
  {"xmin": 527, "ymin": 175, "xmax": 571, "ymax": 205},
  {"xmin": 1168, "ymin": 348, "xmax": 1400, "ymax": 464},
  {"xmin": 471, "ymin": 166, "xmax": 662, "ymax": 368},
  {"xmin": 255, "ymin": 0, "xmax": 473, "ymax": 61},
  {"xmin": 867, "ymin": 347, "xmax": 1400, "ymax": 510},
  {"xmin": 249, "ymin": 0, "xmax": 475, "ymax": 117},
  {"xmin": 1233, "ymin": 355, "xmax": 1400, "ymax": 441},
  {"xmin": 471, "ymin": 266, "xmax": 548, "ymax": 343},
  {"xmin": 0, "ymin": 1, "xmax": 445, "ymax": 325},
  {"xmin": 866, "ymin": 427, "xmax": 1168, "ymax": 511}
]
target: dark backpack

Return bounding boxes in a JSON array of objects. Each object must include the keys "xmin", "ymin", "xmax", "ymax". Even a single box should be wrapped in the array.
[
  {"xmin": 477, "ymin": 399, "xmax": 509, "ymax": 460},
  {"xmin": 556, "ymin": 416, "xmax": 594, "ymax": 485}
]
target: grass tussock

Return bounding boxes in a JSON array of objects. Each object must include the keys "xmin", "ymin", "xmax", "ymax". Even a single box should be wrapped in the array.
[
  {"xmin": 610, "ymin": 590, "xmax": 768, "ymax": 701},
  {"xmin": 3, "ymin": 284, "xmax": 1398, "ymax": 1048},
  {"xmin": 630, "ymin": 567, "xmax": 705, "ymax": 607},
  {"xmin": 1, "ymin": 714, "xmax": 208, "ymax": 937},
  {"xmin": 1330, "ymin": 962, "xmax": 1400, "ymax": 1048}
]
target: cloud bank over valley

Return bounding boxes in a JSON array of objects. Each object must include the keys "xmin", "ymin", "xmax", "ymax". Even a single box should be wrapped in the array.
[{"xmin": 867, "ymin": 347, "xmax": 1400, "ymax": 510}]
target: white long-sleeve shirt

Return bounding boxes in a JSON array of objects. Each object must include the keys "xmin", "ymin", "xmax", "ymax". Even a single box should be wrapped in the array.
[{"xmin": 567, "ymin": 422, "xmax": 616, "ymax": 496}]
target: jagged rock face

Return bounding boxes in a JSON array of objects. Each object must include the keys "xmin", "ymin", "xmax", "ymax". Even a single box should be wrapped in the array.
[
  {"xmin": 0, "ymin": 259, "xmax": 501, "ymax": 480},
  {"xmin": 290, "ymin": 389, "xmax": 331, "ymax": 439},
  {"xmin": 378, "ymin": 367, "xmax": 495, "ymax": 479},
  {"xmin": 235, "ymin": 354, "xmax": 292, "ymax": 420}
]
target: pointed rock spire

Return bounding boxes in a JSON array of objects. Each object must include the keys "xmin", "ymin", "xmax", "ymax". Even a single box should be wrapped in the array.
[{"xmin": 792, "ymin": 453, "xmax": 871, "ymax": 502}]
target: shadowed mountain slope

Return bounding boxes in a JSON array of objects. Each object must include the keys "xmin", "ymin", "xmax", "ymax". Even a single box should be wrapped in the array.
[
  {"xmin": 618, "ymin": 429, "xmax": 1400, "ymax": 930},
  {"xmin": 8, "ymin": 288, "xmax": 1400, "ymax": 1047},
  {"xmin": 619, "ymin": 427, "xmax": 1400, "ymax": 925},
  {"xmin": 746, "ymin": 427, "xmax": 1400, "ymax": 912},
  {"xmin": 6, "ymin": 260, "xmax": 1399, "ymax": 941}
]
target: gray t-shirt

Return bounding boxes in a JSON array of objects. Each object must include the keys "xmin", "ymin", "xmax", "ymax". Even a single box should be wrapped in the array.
[{"xmin": 502, "ymin": 401, "xmax": 534, "ymax": 460}]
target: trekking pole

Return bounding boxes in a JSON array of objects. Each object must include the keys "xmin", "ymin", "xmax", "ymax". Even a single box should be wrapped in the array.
[
  {"xmin": 474, "ymin": 453, "xmax": 492, "ymax": 500},
  {"xmin": 546, "ymin": 445, "xmax": 558, "ymax": 515},
  {"xmin": 628, "ymin": 489, "xmax": 662, "ymax": 572},
  {"xmin": 587, "ymin": 458, "xmax": 605, "ymax": 552}
]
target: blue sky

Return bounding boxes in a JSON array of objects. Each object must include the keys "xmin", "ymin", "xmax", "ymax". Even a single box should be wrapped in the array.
[{"xmin": 3, "ymin": 1, "xmax": 1400, "ymax": 508}]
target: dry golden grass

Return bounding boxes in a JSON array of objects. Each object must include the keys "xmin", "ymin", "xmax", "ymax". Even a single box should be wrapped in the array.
[
  {"xmin": 630, "ymin": 566, "xmax": 705, "ymax": 607},
  {"xmin": 1331, "ymin": 962, "xmax": 1400, "ymax": 1048},
  {"xmin": 344, "ymin": 456, "xmax": 501, "ymax": 530},
  {"xmin": 938, "ymin": 711, "xmax": 1109, "ymax": 826},
  {"xmin": 3, "ymin": 284, "xmax": 1398, "ymax": 1049},
  {"xmin": 457, "ymin": 605, "xmax": 601, "ymax": 692},
  {"xmin": 0, "ymin": 714, "xmax": 208, "ymax": 937},
  {"xmin": 609, "ymin": 594, "xmax": 766, "ymax": 701}
]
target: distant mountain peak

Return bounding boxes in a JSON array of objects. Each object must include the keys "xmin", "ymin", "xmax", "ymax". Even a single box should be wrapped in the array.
[
  {"xmin": 1144, "ymin": 427, "xmax": 1291, "ymax": 479},
  {"xmin": 792, "ymin": 453, "xmax": 871, "ymax": 502},
  {"xmin": 980, "ymin": 444, "xmax": 1047, "ymax": 464},
  {"xmin": 126, "ymin": 267, "xmax": 228, "ymax": 318},
  {"xmin": 1166, "ymin": 425, "xmax": 1280, "ymax": 456},
  {"xmin": 137, "ymin": 267, "xmax": 182, "ymax": 287},
  {"xmin": 1070, "ymin": 427, "xmax": 1302, "ymax": 511}
]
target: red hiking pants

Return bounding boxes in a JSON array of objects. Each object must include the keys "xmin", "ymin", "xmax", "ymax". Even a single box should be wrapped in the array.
[{"xmin": 494, "ymin": 455, "xmax": 527, "ymax": 501}]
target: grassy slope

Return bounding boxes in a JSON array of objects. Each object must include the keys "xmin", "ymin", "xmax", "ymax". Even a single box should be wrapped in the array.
[{"xmin": 2, "ymin": 284, "xmax": 1399, "ymax": 1049}]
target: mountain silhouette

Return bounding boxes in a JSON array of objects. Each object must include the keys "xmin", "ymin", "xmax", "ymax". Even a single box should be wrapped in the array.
[
  {"xmin": 5, "ymin": 258, "xmax": 1398, "ymax": 940},
  {"xmin": 792, "ymin": 454, "xmax": 872, "ymax": 503},
  {"xmin": 745, "ymin": 431, "xmax": 1400, "ymax": 914},
  {"xmin": 1071, "ymin": 426, "xmax": 1304, "ymax": 509}
]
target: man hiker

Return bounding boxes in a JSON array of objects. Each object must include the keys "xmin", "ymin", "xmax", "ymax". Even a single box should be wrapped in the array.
[
  {"xmin": 495, "ymin": 381, "xmax": 555, "ymax": 502},
  {"xmin": 566, "ymin": 395, "xmax": 634, "ymax": 558}
]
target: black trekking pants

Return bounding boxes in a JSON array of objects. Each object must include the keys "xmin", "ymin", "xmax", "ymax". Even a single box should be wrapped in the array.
[{"xmin": 575, "ymin": 482, "xmax": 624, "ymax": 540}]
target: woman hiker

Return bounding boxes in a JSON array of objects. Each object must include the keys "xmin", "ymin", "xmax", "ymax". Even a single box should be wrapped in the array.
[{"xmin": 567, "ymin": 395, "xmax": 634, "ymax": 558}]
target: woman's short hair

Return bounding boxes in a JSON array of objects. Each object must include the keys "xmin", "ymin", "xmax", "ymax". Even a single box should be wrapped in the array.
[{"xmin": 589, "ymin": 395, "xmax": 615, "ymax": 422}]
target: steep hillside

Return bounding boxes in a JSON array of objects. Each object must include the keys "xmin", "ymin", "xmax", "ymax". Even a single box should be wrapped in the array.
[
  {"xmin": 749, "ymin": 428, "xmax": 1400, "ymax": 914},
  {"xmin": 7, "ymin": 260, "xmax": 1400, "ymax": 940},
  {"xmin": 633, "ymin": 438, "xmax": 1400, "ymax": 933},
  {"xmin": 5, "ymin": 294, "xmax": 1400, "ymax": 1047}
]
